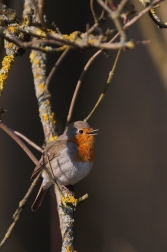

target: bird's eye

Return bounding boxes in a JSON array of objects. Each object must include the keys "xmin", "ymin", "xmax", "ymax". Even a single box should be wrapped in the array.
[{"xmin": 79, "ymin": 129, "xmax": 83, "ymax": 134}]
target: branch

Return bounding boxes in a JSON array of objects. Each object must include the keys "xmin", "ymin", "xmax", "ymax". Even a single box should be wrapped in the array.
[
  {"xmin": 54, "ymin": 186, "xmax": 89, "ymax": 251},
  {"xmin": 37, "ymin": 0, "xmax": 46, "ymax": 27},
  {"xmin": 0, "ymin": 0, "xmax": 162, "ymax": 58},
  {"xmin": 97, "ymin": 0, "xmax": 128, "ymax": 42},
  {"xmin": 0, "ymin": 122, "xmax": 38, "ymax": 164},
  {"xmin": 0, "ymin": 173, "xmax": 41, "ymax": 249},
  {"xmin": 124, "ymin": 0, "xmax": 163, "ymax": 29},
  {"xmin": 0, "ymin": 55, "xmax": 15, "ymax": 97},
  {"xmin": 66, "ymin": 49, "xmax": 102, "ymax": 126},
  {"xmin": 84, "ymin": 49, "xmax": 121, "ymax": 122},
  {"xmin": 90, "ymin": 0, "xmax": 98, "ymax": 24},
  {"xmin": 30, "ymin": 48, "xmax": 58, "ymax": 144},
  {"xmin": 66, "ymin": 0, "xmax": 162, "ymax": 125},
  {"xmin": 14, "ymin": 130, "xmax": 43, "ymax": 153},
  {"xmin": 0, "ymin": 121, "xmax": 40, "ymax": 249},
  {"xmin": 46, "ymin": 47, "xmax": 70, "ymax": 89}
]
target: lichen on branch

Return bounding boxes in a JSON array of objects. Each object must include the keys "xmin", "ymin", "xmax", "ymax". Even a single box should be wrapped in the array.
[{"xmin": 0, "ymin": 55, "xmax": 15, "ymax": 96}]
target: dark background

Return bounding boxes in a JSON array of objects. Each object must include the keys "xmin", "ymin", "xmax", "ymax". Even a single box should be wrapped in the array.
[{"xmin": 1, "ymin": 0, "xmax": 167, "ymax": 251}]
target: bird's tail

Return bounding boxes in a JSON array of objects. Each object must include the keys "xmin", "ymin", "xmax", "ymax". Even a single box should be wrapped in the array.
[{"xmin": 31, "ymin": 185, "xmax": 47, "ymax": 211}]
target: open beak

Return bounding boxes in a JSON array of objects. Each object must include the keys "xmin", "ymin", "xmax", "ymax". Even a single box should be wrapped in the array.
[{"xmin": 87, "ymin": 129, "xmax": 99, "ymax": 135}]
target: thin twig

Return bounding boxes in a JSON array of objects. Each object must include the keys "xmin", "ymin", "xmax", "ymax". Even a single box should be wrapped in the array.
[
  {"xmin": 37, "ymin": 0, "xmax": 46, "ymax": 27},
  {"xmin": 0, "ymin": 122, "xmax": 38, "ymax": 164},
  {"xmin": 78, "ymin": 193, "xmax": 89, "ymax": 204},
  {"xmin": 14, "ymin": 131, "xmax": 43, "ymax": 153},
  {"xmin": 66, "ymin": 0, "xmax": 161, "ymax": 125},
  {"xmin": 84, "ymin": 49, "xmax": 121, "ymax": 122},
  {"xmin": 66, "ymin": 49, "xmax": 102, "ymax": 126},
  {"xmin": 104, "ymin": 0, "xmax": 163, "ymax": 47},
  {"xmin": 66, "ymin": 30, "xmax": 117, "ymax": 126},
  {"xmin": 66, "ymin": 27, "xmax": 119, "ymax": 126},
  {"xmin": 90, "ymin": 0, "xmax": 98, "ymax": 23},
  {"xmin": 0, "ymin": 173, "xmax": 40, "ymax": 249},
  {"xmin": 124, "ymin": 0, "xmax": 162, "ymax": 28},
  {"xmin": 0, "ymin": 31, "xmax": 66, "ymax": 53},
  {"xmin": 98, "ymin": 0, "xmax": 163, "ymax": 46},
  {"xmin": 46, "ymin": 47, "xmax": 70, "ymax": 89},
  {"xmin": 98, "ymin": 0, "xmax": 106, "ymax": 20},
  {"xmin": 97, "ymin": 0, "xmax": 128, "ymax": 42},
  {"xmin": 136, "ymin": 40, "xmax": 151, "ymax": 45},
  {"xmin": 0, "ymin": 0, "xmax": 160, "ymax": 54},
  {"xmin": 0, "ymin": 121, "xmax": 40, "ymax": 249}
]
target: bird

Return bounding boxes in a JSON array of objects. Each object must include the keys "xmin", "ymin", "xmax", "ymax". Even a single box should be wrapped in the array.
[{"xmin": 30, "ymin": 121, "xmax": 98, "ymax": 211}]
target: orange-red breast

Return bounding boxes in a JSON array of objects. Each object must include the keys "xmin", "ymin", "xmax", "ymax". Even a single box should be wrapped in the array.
[{"xmin": 31, "ymin": 121, "xmax": 98, "ymax": 211}]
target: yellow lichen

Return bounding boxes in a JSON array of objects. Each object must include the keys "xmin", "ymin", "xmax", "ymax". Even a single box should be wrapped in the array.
[
  {"xmin": 36, "ymin": 68, "xmax": 41, "ymax": 73},
  {"xmin": 150, "ymin": 8, "xmax": 156, "ymax": 14},
  {"xmin": 22, "ymin": 17, "xmax": 30, "ymax": 26},
  {"xmin": 0, "ymin": 55, "xmax": 15, "ymax": 96},
  {"xmin": 34, "ymin": 28, "xmax": 47, "ymax": 37},
  {"xmin": 127, "ymin": 40, "xmax": 135, "ymax": 49},
  {"xmin": 43, "ymin": 113, "xmax": 49, "ymax": 121},
  {"xmin": 29, "ymin": 51, "xmax": 36, "ymax": 63},
  {"xmin": 39, "ymin": 83, "xmax": 46, "ymax": 92},
  {"xmin": 66, "ymin": 247, "xmax": 73, "ymax": 252},
  {"xmin": 33, "ymin": 59, "xmax": 40, "ymax": 65},
  {"xmin": 5, "ymin": 25, "xmax": 19, "ymax": 38},
  {"xmin": 88, "ymin": 38, "xmax": 98, "ymax": 44},
  {"xmin": 7, "ymin": 25, "xmax": 18, "ymax": 33},
  {"xmin": 61, "ymin": 195, "xmax": 78, "ymax": 207},
  {"xmin": 63, "ymin": 31, "xmax": 78, "ymax": 41},
  {"xmin": 5, "ymin": 43, "xmax": 13, "ymax": 49},
  {"xmin": 50, "ymin": 112, "xmax": 56, "ymax": 124},
  {"xmin": 44, "ymin": 100, "xmax": 50, "ymax": 105},
  {"xmin": 47, "ymin": 29, "xmax": 56, "ymax": 34},
  {"xmin": 39, "ymin": 47, "xmax": 49, "ymax": 52},
  {"xmin": 49, "ymin": 136, "xmax": 57, "ymax": 142},
  {"xmin": 58, "ymin": 45, "xmax": 68, "ymax": 51},
  {"xmin": 33, "ymin": 74, "xmax": 38, "ymax": 78}
]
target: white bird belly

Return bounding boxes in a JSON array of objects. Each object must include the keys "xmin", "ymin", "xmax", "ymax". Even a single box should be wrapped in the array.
[{"xmin": 42, "ymin": 148, "xmax": 93, "ymax": 188}]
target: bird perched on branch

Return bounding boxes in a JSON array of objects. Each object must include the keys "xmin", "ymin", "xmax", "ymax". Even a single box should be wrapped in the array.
[{"xmin": 31, "ymin": 121, "xmax": 98, "ymax": 211}]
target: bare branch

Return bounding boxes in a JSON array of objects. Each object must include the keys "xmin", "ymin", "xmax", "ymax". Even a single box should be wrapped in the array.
[
  {"xmin": 97, "ymin": 0, "xmax": 128, "ymax": 42},
  {"xmin": 0, "ymin": 122, "xmax": 38, "ymax": 164},
  {"xmin": 37, "ymin": 0, "xmax": 46, "ymax": 27},
  {"xmin": 66, "ymin": 49, "xmax": 102, "ymax": 126},
  {"xmin": 84, "ymin": 48, "xmax": 121, "ymax": 122},
  {"xmin": 66, "ymin": 0, "xmax": 162, "ymax": 126},
  {"xmin": 124, "ymin": 0, "xmax": 163, "ymax": 29},
  {"xmin": 90, "ymin": 0, "xmax": 98, "ymax": 24},
  {"xmin": 46, "ymin": 47, "xmax": 70, "ymax": 89},
  {"xmin": 0, "ymin": 121, "xmax": 40, "ymax": 249},
  {"xmin": 0, "ymin": 173, "xmax": 41, "ymax": 249},
  {"xmin": 14, "ymin": 130, "xmax": 43, "ymax": 153}
]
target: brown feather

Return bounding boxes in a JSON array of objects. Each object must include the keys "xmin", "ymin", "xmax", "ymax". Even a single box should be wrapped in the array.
[
  {"xmin": 30, "ymin": 140, "xmax": 68, "ymax": 181},
  {"xmin": 30, "ymin": 164, "xmax": 43, "ymax": 181}
]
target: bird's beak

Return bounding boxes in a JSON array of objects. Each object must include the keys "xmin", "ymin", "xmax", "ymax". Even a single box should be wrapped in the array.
[{"xmin": 87, "ymin": 129, "xmax": 99, "ymax": 135}]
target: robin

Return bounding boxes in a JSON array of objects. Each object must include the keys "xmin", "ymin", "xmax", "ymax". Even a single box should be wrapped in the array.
[{"xmin": 31, "ymin": 121, "xmax": 98, "ymax": 211}]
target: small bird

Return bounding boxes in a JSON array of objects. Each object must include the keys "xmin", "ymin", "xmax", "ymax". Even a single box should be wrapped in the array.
[{"xmin": 31, "ymin": 121, "xmax": 98, "ymax": 211}]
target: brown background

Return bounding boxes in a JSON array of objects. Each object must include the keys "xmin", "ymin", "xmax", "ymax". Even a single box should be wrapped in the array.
[{"xmin": 1, "ymin": 0, "xmax": 167, "ymax": 251}]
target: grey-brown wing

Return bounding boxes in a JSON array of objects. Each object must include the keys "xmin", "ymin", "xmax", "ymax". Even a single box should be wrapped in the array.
[{"xmin": 30, "ymin": 140, "xmax": 67, "ymax": 181}]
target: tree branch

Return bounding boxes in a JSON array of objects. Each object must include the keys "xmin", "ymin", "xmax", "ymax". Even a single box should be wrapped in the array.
[
  {"xmin": 0, "ymin": 122, "xmax": 38, "ymax": 164},
  {"xmin": 46, "ymin": 47, "xmax": 70, "ymax": 89},
  {"xmin": 14, "ymin": 130, "xmax": 43, "ymax": 153}
]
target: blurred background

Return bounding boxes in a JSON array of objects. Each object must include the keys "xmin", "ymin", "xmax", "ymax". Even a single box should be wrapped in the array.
[{"xmin": 1, "ymin": 0, "xmax": 167, "ymax": 251}]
